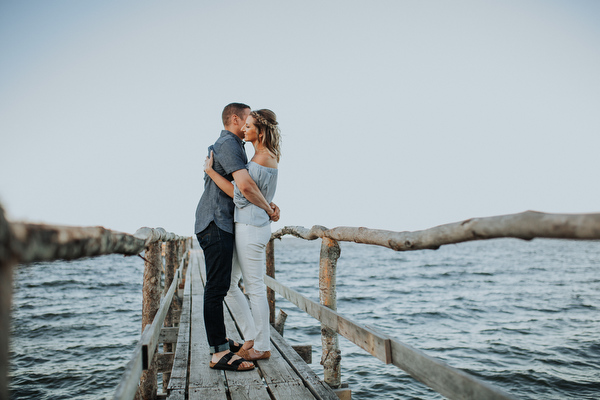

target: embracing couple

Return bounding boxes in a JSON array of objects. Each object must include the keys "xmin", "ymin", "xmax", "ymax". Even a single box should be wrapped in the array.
[{"xmin": 194, "ymin": 103, "xmax": 281, "ymax": 372}]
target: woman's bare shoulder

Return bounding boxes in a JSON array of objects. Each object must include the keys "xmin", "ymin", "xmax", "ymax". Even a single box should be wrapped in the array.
[{"xmin": 252, "ymin": 153, "xmax": 278, "ymax": 169}]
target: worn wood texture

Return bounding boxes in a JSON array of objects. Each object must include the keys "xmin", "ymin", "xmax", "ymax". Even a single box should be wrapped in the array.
[
  {"xmin": 5, "ymin": 222, "xmax": 184, "ymax": 265},
  {"xmin": 264, "ymin": 276, "xmax": 391, "ymax": 363},
  {"xmin": 273, "ymin": 309, "xmax": 287, "ymax": 336},
  {"xmin": 318, "ymin": 238, "xmax": 341, "ymax": 389},
  {"xmin": 7, "ymin": 223, "xmax": 147, "ymax": 263},
  {"xmin": 187, "ymin": 251, "xmax": 227, "ymax": 397},
  {"xmin": 156, "ymin": 353, "xmax": 174, "ymax": 373},
  {"xmin": 159, "ymin": 327, "xmax": 179, "ymax": 344},
  {"xmin": 166, "ymin": 265, "xmax": 191, "ymax": 395},
  {"xmin": 142, "ymin": 243, "xmax": 162, "ymax": 332},
  {"xmin": 163, "ymin": 241, "xmax": 180, "ymax": 392},
  {"xmin": 388, "ymin": 338, "xmax": 516, "ymax": 400},
  {"xmin": 266, "ymin": 239, "xmax": 276, "ymax": 324},
  {"xmin": 141, "ymin": 266, "xmax": 181, "ymax": 370},
  {"xmin": 292, "ymin": 345, "xmax": 312, "ymax": 364},
  {"xmin": 272, "ymin": 211, "xmax": 600, "ymax": 251},
  {"xmin": 253, "ymin": 340, "xmax": 315, "ymax": 400},
  {"xmin": 141, "ymin": 242, "xmax": 161, "ymax": 399},
  {"xmin": 224, "ymin": 282, "xmax": 313, "ymax": 400},
  {"xmin": 264, "ymin": 277, "xmax": 516, "ymax": 400},
  {"xmin": 113, "ymin": 325, "xmax": 152, "ymax": 400},
  {"xmin": 0, "ymin": 206, "xmax": 13, "ymax": 400},
  {"xmin": 269, "ymin": 326, "xmax": 339, "ymax": 400},
  {"xmin": 225, "ymin": 301, "xmax": 314, "ymax": 400}
]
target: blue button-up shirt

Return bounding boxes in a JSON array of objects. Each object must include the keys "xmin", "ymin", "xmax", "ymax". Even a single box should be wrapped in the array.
[{"xmin": 194, "ymin": 130, "xmax": 247, "ymax": 234}]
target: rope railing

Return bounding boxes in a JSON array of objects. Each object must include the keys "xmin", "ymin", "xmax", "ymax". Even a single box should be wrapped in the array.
[
  {"xmin": 266, "ymin": 210, "xmax": 600, "ymax": 400},
  {"xmin": 0, "ymin": 205, "xmax": 190, "ymax": 400}
]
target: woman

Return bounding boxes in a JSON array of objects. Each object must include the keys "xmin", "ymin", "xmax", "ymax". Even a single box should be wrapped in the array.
[{"xmin": 204, "ymin": 109, "xmax": 281, "ymax": 361}]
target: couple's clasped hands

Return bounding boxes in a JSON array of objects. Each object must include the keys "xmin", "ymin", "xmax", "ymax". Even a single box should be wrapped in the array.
[{"xmin": 204, "ymin": 151, "xmax": 280, "ymax": 222}]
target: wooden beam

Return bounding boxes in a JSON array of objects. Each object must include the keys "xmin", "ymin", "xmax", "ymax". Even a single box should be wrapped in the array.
[
  {"xmin": 5, "ymin": 222, "xmax": 186, "ymax": 265},
  {"xmin": 272, "ymin": 211, "xmax": 600, "ymax": 252},
  {"xmin": 0, "ymin": 205, "xmax": 13, "ymax": 400},
  {"xmin": 265, "ymin": 276, "xmax": 516, "ymax": 400},
  {"xmin": 264, "ymin": 276, "xmax": 391, "ymax": 364},
  {"xmin": 113, "ymin": 325, "xmax": 152, "ymax": 400},
  {"xmin": 156, "ymin": 352, "xmax": 174, "ymax": 373},
  {"xmin": 266, "ymin": 239, "xmax": 276, "ymax": 324},
  {"xmin": 159, "ymin": 327, "xmax": 179, "ymax": 344}
]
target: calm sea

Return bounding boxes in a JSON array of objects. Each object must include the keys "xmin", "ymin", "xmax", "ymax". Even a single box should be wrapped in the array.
[{"xmin": 9, "ymin": 237, "xmax": 600, "ymax": 399}]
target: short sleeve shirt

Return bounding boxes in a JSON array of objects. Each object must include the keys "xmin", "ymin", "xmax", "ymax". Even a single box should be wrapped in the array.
[{"xmin": 194, "ymin": 130, "xmax": 247, "ymax": 234}]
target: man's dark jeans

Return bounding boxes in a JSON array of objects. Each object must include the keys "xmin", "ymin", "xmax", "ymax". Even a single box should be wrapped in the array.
[{"xmin": 196, "ymin": 222, "xmax": 233, "ymax": 353}]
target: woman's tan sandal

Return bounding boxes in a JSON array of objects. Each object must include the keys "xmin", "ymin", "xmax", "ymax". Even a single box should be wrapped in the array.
[
  {"xmin": 209, "ymin": 351, "xmax": 254, "ymax": 371},
  {"xmin": 237, "ymin": 348, "xmax": 271, "ymax": 361}
]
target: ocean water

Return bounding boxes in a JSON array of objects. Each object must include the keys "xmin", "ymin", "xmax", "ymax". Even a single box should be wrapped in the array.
[{"xmin": 9, "ymin": 237, "xmax": 600, "ymax": 399}]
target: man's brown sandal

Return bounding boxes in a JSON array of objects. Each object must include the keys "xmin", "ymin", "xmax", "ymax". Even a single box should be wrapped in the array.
[{"xmin": 209, "ymin": 351, "xmax": 254, "ymax": 371}]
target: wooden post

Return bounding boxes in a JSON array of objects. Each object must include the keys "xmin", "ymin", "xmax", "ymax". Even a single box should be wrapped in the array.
[
  {"xmin": 266, "ymin": 238, "xmax": 276, "ymax": 325},
  {"xmin": 0, "ymin": 206, "xmax": 14, "ymax": 400},
  {"xmin": 273, "ymin": 309, "xmax": 287, "ymax": 336},
  {"xmin": 319, "ymin": 237, "xmax": 342, "ymax": 388},
  {"xmin": 140, "ymin": 241, "xmax": 161, "ymax": 399},
  {"xmin": 0, "ymin": 260, "xmax": 11, "ymax": 400}
]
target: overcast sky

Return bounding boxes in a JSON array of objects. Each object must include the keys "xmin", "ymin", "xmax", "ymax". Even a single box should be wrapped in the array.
[{"xmin": 1, "ymin": 0, "xmax": 599, "ymax": 236}]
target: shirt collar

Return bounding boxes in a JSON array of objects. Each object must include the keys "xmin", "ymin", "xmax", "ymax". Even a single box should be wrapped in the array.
[{"xmin": 221, "ymin": 130, "xmax": 245, "ymax": 146}]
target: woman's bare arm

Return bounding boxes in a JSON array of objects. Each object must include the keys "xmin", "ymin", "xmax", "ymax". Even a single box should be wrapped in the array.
[{"xmin": 204, "ymin": 151, "xmax": 234, "ymax": 198}]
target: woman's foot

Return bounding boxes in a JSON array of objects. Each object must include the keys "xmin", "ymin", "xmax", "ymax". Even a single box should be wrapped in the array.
[
  {"xmin": 210, "ymin": 350, "xmax": 254, "ymax": 371},
  {"xmin": 240, "ymin": 340, "xmax": 254, "ymax": 352},
  {"xmin": 237, "ymin": 347, "xmax": 271, "ymax": 361}
]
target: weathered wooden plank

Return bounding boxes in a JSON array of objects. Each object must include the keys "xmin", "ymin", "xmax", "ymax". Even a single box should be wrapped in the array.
[
  {"xmin": 166, "ymin": 265, "xmax": 191, "ymax": 392},
  {"xmin": 258, "ymin": 351, "xmax": 316, "ymax": 399},
  {"xmin": 228, "ymin": 384, "xmax": 270, "ymax": 400},
  {"xmin": 142, "ymin": 263, "xmax": 181, "ymax": 369},
  {"xmin": 113, "ymin": 325, "xmax": 152, "ymax": 400},
  {"xmin": 187, "ymin": 252, "xmax": 227, "ymax": 393},
  {"xmin": 166, "ymin": 388, "xmax": 185, "ymax": 400},
  {"xmin": 159, "ymin": 327, "xmax": 179, "ymax": 344},
  {"xmin": 388, "ymin": 338, "xmax": 516, "ymax": 400},
  {"xmin": 188, "ymin": 387, "xmax": 225, "ymax": 399},
  {"xmin": 255, "ymin": 349, "xmax": 305, "ymax": 386},
  {"xmin": 269, "ymin": 326, "xmax": 339, "ymax": 400},
  {"xmin": 156, "ymin": 352, "xmax": 174, "ymax": 373},
  {"xmin": 223, "ymin": 300, "xmax": 270, "ymax": 400},
  {"xmin": 264, "ymin": 275, "xmax": 391, "ymax": 363},
  {"xmin": 266, "ymin": 273, "xmax": 515, "ymax": 400},
  {"xmin": 268, "ymin": 382, "xmax": 316, "ymax": 400}
]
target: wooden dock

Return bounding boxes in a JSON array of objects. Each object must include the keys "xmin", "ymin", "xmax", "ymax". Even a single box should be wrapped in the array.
[
  {"xmin": 165, "ymin": 247, "xmax": 339, "ymax": 400},
  {"xmin": 4, "ymin": 210, "xmax": 600, "ymax": 400}
]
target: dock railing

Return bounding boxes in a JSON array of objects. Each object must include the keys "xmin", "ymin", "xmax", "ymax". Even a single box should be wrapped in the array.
[
  {"xmin": 3, "ymin": 208, "xmax": 600, "ymax": 399},
  {"xmin": 265, "ymin": 211, "xmax": 600, "ymax": 400},
  {"xmin": 0, "ymin": 205, "xmax": 191, "ymax": 400}
]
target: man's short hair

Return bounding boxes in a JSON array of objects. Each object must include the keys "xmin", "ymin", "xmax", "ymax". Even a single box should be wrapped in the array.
[{"xmin": 222, "ymin": 103, "xmax": 250, "ymax": 127}]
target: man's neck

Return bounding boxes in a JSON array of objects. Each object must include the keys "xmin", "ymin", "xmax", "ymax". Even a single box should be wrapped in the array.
[{"xmin": 224, "ymin": 126, "xmax": 244, "ymax": 140}]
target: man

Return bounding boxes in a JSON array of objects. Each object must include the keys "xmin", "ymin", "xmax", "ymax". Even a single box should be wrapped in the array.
[{"xmin": 194, "ymin": 102, "xmax": 280, "ymax": 371}]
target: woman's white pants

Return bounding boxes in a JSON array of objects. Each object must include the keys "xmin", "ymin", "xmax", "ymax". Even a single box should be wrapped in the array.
[{"xmin": 225, "ymin": 222, "xmax": 271, "ymax": 351}]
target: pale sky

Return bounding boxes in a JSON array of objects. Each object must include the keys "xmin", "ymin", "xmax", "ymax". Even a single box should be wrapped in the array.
[{"xmin": 1, "ymin": 0, "xmax": 599, "ymax": 236}]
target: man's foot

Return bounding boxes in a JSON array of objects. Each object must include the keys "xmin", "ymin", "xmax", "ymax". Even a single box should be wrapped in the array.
[
  {"xmin": 227, "ymin": 338, "xmax": 243, "ymax": 353},
  {"xmin": 209, "ymin": 351, "xmax": 254, "ymax": 371}
]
